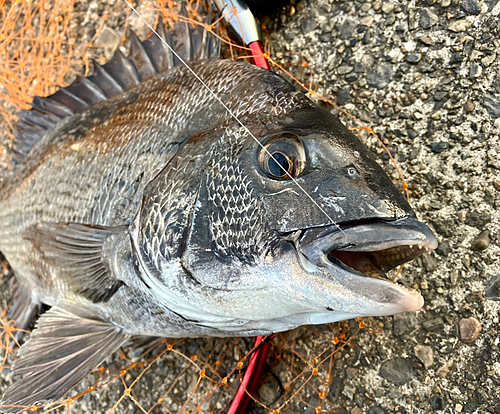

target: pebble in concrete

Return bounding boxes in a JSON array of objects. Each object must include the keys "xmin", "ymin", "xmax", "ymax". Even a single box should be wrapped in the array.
[
  {"xmin": 459, "ymin": 317, "xmax": 481, "ymax": 343},
  {"xmin": 471, "ymin": 230, "xmax": 490, "ymax": 251},
  {"xmin": 414, "ymin": 345, "xmax": 434, "ymax": 369},
  {"xmin": 379, "ymin": 357, "xmax": 414, "ymax": 385},
  {"xmin": 461, "ymin": 0, "xmax": 481, "ymax": 15},
  {"xmin": 420, "ymin": 9, "xmax": 439, "ymax": 29}
]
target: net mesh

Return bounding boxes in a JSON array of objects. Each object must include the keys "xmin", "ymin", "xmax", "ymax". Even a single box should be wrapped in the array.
[{"xmin": 0, "ymin": 1, "xmax": 394, "ymax": 412}]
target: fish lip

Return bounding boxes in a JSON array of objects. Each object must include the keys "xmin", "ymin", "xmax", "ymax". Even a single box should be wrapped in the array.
[
  {"xmin": 298, "ymin": 217, "xmax": 438, "ymax": 267},
  {"xmin": 297, "ymin": 217, "xmax": 437, "ymax": 312},
  {"xmin": 333, "ymin": 217, "xmax": 438, "ymax": 253},
  {"xmin": 300, "ymin": 217, "xmax": 438, "ymax": 257}
]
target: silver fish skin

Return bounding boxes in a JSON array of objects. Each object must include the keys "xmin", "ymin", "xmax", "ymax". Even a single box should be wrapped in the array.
[{"xmin": 0, "ymin": 21, "xmax": 437, "ymax": 413}]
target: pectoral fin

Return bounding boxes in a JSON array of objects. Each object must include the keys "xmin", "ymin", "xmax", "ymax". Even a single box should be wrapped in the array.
[
  {"xmin": 0, "ymin": 305, "xmax": 129, "ymax": 413},
  {"xmin": 24, "ymin": 222, "xmax": 128, "ymax": 303}
]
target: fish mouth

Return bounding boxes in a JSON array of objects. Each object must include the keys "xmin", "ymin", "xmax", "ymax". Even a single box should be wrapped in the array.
[
  {"xmin": 326, "ymin": 220, "xmax": 437, "ymax": 279},
  {"xmin": 298, "ymin": 217, "xmax": 438, "ymax": 311}
]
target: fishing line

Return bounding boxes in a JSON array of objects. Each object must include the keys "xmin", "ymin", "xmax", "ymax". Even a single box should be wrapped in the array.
[{"xmin": 122, "ymin": 0, "xmax": 343, "ymax": 233}]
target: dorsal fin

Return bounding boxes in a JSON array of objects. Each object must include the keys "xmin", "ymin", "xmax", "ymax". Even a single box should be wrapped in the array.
[
  {"xmin": 141, "ymin": 19, "xmax": 175, "ymax": 72},
  {"xmin": 9, "ymin": 11, "xmax": 221, "ymax": 168}
]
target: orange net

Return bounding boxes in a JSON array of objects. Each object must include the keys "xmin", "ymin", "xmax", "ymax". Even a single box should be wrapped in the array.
[{"xmin": 0, "ymin": 1, "xmax": 392, "ymax": 413}]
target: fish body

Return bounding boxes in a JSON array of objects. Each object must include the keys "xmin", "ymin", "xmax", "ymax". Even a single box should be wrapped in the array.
[{"xmin": 0, "ymin": 16, "xmax": 437, "ymax": 413}]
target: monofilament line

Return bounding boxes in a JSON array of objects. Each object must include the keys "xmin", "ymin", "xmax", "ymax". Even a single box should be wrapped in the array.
[{"xmin": 122, "ymin": 0, "xmax": 343, "ymax": 233}]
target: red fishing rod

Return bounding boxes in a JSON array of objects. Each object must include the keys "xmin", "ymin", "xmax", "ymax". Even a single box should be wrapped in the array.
[
  {"xmin": 211, "ymin": 0, "xmax": 271, "ymax": 412},
  {"xmin": 213, "ymin": 0, "xmax": 271, "ymax": 70}
]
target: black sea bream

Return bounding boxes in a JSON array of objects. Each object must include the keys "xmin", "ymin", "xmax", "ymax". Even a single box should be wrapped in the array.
[{"xmin": 0, "ymin": 14, "xmax": 437, "ymax": 413}]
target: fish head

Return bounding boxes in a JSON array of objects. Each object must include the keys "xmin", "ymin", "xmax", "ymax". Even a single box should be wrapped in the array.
[
  {"xmin": 203, "ymin": 103, "xmax": 438, "ymax": 329},
  {"xmin": 132, "ymin": 68, "xmax": 438, "ymax": 335}
]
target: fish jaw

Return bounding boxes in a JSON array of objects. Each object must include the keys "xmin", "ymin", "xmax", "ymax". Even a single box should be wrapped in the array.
[
  {"xmin": 122, "ymin": 218, "xmax": 436, "ymax": 336},
  {"xmin": 180, "ymin": 216, "xmax": 436, "ymax": 331},
  {"xmin": 313, "ymin": 257, "xmax": 425, "ymax": 316},
  {"xmin": 292, "ymin": 217, "xmax": 438, "ymax": 318}
]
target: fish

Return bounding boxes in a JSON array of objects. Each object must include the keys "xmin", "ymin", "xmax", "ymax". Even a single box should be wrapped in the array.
[{"xmin": 0, "ymin": 9, "xmax": 437, "ymax": 414}]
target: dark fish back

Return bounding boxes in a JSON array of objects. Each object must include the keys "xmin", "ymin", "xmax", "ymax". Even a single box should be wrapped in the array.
[
  {"xmin": 0, "ymin": 8, "xmax": 295, "ymax": 290},
  {"xmin": 7, "ymin": 15, "xmax": 220, "ymax": 173}
]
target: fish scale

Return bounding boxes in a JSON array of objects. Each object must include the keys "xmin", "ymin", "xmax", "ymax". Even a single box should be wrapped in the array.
[{"xmin": 207, "ymin": 128, "xmax": 267, "ymax": 262}]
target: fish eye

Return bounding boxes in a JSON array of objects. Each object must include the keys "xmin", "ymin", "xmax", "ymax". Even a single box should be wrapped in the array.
[
  {"xmin": 346, "ymin": 166, "xmax": 358, "ymax": 179},
  {"xmin": 257, "ymin": 134, "xmax": 307, "ymax": 180},
  {"xmin": 268, "ymin": 152, "xmax": 291, "ymax": 178}
]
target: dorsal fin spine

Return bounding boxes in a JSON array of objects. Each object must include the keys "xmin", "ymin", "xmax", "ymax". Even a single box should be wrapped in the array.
[
  {"xmin": 88, "ymin": 61, "xmax": 125, "ymax": 97},
  {"xmin": 128, "ymin": 30, "xmax": 156, "ymax": 80},
  {"xmin": 21, "ymin": 109, "xmax": 58, "ymax": 129},
  {"xmin": 141, "ymin": 19, "xmax": 173, "ymax": 72},
  {"xmin": 31, "ymin": 96, "xmax": 74, "ymax": 117},
  {"xmin": 50, "ymin": 88, "xmax": 88, "ymax": 113},
  {"xmin": 103, "ymin": 49, "xmax": 141, "ymax": 89},
  {"xmin": 65, "ymin": 76, "xmax": 108, "ymax": 104}
]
